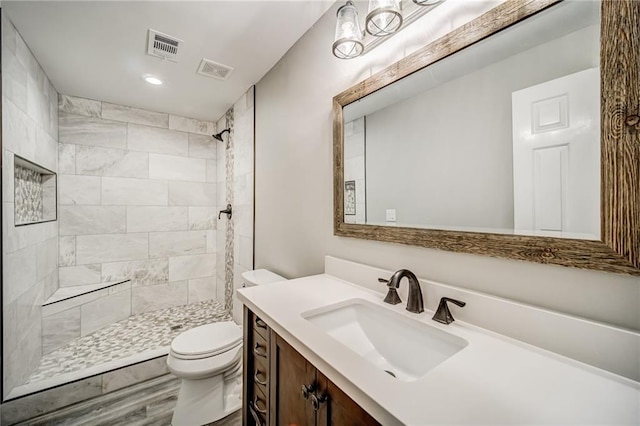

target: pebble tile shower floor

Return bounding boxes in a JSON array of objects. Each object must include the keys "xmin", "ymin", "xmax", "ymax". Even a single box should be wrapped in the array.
[{"xmin": 28, "ymin": 300, "xmax": 232, "ymax": 383}]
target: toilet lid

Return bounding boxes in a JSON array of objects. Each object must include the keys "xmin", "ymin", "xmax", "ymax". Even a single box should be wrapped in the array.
[{"xmin": 171, "ymin": 322, "xmax": 242, "ymax": 359}]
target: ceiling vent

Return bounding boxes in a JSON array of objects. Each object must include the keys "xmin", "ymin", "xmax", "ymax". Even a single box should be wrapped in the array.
[
  {"xmin": 197, "ymin": 59, "xmax": 234, "ymax": 81},
  {"xmin": 147, "ymin": 29, "xmax": 182, "ymax": 62}
]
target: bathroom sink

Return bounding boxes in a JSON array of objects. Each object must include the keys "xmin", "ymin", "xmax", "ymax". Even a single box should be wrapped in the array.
[{"xmin": 302, "ymin": 299, "xmax": 467, "ymax": 381}]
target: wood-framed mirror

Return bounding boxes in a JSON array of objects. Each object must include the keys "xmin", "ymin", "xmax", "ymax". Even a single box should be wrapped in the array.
[{"xmin": 333, "ymin": 0, "xmax": 640, "ymax": 275}]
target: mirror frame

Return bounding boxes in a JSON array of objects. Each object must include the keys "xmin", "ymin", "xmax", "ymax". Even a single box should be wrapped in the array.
[{"xmin": 333, "ymin": 0, "xmax": 640, "ymax": 275}]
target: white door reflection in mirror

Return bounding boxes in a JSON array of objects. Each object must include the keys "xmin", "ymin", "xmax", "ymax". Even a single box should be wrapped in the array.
[{"xmin": 512, "ymin": 68, "xmax": 600, "ymax": 239}]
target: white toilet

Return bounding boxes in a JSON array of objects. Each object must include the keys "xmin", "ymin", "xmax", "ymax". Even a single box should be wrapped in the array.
[{"xmin": 167, "ymin": 269, "xmax": 286, "ymax": 426}]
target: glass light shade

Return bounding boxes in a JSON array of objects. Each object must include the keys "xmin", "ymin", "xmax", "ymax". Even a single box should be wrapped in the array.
[
  {"xmin": 412, "ymin": 0, "xmax": 442, "ymax": 6},
  {"xmin": 333, "ymin": 1, "xmax": 364, "ymax": 59},
  {"xmin": 366, "ymin": 0, "xmax": 403, "ymax": 37}
]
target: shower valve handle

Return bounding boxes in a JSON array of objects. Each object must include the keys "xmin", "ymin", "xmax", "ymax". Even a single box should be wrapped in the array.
[{"xmin": 218, "ymin": 204, "xmax": 232, "ymax": 220}]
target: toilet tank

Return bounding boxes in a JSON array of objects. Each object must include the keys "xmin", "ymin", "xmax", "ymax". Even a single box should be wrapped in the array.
[{"xmin": 241, "ymin": 269, "xmax": 286, "ymax": 287}]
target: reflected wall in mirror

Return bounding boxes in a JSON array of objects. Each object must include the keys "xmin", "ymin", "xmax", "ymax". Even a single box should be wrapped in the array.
[{"xmin": 333, "ymin": 0, "xmax": 640, "ymax": 275}]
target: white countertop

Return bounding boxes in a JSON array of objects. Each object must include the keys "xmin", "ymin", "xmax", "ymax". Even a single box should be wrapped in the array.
[{"xmin": 237, "ymin": 274, "xmax": 640, "ymax": 425}]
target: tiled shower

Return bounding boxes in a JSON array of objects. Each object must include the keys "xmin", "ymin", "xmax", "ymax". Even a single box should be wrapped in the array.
[{"xmin": 1, "ymin": 13, "xmax": 255, "ymax": 405}]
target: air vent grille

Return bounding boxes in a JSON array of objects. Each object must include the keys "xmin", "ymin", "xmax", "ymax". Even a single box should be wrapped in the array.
[
  {"xmin": 147, "ymin": 29, "xmax": 182, "ymax": 62},
  {"xmin": 197, "ymin": 59, "xmax": 234, "ymax": 81}
]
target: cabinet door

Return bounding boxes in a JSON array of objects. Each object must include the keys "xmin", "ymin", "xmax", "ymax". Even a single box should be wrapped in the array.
[
  {"xmin": 270, "ymin": 333, "xmax": 316, "ymax": 426},
  {"xmin": 316, "ymin": 372, "xmax": 380, "ymax": 426}
]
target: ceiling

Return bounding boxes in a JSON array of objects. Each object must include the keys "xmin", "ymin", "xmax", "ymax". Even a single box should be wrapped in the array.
[{"xmin": 3, "ymin": 1, "xmax": 334, "ymax": 122}]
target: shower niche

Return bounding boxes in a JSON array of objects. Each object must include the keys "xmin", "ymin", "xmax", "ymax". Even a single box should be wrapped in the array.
[{"xmin": 14, "ymin": 155, "xmax": 57, "ymax": 226}]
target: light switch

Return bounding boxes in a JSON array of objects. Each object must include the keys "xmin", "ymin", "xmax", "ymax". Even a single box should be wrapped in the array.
[{"xmin": 386, "ymin": 209, "xmax": 396, "ymax": 222}]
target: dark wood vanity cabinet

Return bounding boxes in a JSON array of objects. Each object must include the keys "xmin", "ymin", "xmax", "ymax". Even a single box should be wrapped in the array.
[{"xmin": 243, "ymin": 307, "xmax": 380, "ymax": 426}]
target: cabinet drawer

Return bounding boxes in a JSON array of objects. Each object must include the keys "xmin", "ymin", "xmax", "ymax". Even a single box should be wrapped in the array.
[{"xmin": 252, "ymin": 313, "xmax": 269, "ymax": 339}]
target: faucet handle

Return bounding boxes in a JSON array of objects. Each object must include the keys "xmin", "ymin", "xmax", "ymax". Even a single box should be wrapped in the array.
[
  {"xmin": 432, "ymin": 297, "xmax": 466, "ymax": 325},
  {"xmin": 379, "ymin": 277, "xmax": 402, "ymax": 305}
]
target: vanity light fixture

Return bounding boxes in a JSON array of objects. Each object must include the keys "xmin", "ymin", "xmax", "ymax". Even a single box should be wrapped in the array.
[
  {"xmin": 332, "ymin": 0, "xmax": 446, "ymax": 60},
  {"xmin": 142, "ymin": 74, "xmax": 163, "ymax": 85},
  {"xmin": 366, "ymin": 0, "xmax": 403, "ymax": 37},
  {"xmin": 333, "ymin": 1, "xmax": 364, "ymax": 59}
]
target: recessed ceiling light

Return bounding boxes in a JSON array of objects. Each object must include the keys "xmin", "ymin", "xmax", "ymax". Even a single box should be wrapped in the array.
[{"xmin": 142, "ymin": 74, "xmax": 163, "ymax": 85}]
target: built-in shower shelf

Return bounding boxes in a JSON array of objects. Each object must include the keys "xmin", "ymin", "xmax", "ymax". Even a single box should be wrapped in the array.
[{"xmin": 42, "ymin": 280, "xmax": 131, "ymax": 315}]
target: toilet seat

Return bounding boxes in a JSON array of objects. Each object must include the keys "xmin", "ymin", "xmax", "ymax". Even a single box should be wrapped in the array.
[{"xmin": 170, "ymin": 321, "xmax": 242, "ymax": 360}]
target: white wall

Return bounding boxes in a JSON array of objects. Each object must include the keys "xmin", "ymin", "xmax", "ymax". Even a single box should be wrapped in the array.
[{"xmin": 254, "ymin": 0, "xmax": 640, "ymax": 333}]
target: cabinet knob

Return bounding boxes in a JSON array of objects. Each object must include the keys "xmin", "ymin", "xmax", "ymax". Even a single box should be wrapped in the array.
[
  {"xmin": 310, "ymin": 393, "xmax": 327, "ymax": 411},
  {"xmin": 300, "ymin": 383, "xmax": 315, "ymax": 399}
]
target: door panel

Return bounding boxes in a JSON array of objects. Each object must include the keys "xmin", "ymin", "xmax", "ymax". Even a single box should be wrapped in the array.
[
  {"xmin": 512, "ymin": 67, "xmax": 600, "ymax": 239},
  {"xmin": 316, "ymin": 371, "xmax": 380, "ymax": 426},
  {"xmin": 270, "ymin": 334, "xmax": 316, "ymax": 426}
]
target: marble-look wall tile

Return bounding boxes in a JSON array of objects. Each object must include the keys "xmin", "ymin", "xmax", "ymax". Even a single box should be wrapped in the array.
[
  {"xmin": 76, "ymin": 145, "xmax": 149, "ymax": 178},
  {"xmin": 102, "ymin": 258, "xmax": 169, "ymax": 286},
  {"xmin": 102, "ymin": 103, "xmax": 169, "ymax": 128},
  {"xmin": 59, "ymin": 112, "xmax": 127, "ymax": 149},
  {"xmin": 3, "ymin": 99, "xmax": 37, "ymax": 159},
  {"xmin": 81, "ymin": 289, "xmax": 131, "ymax": 336},
  {"xmin": 36, "ymin": 236, "xmax": 58, "ymax": 282},
  {"xmin": 3, "ymin": 44, "xmax": 28, "ymax": 114},
  {"xmin": 76, "ymin": 233, "xmax": 149, "ymax": 265},
  {"xmin": 3, "ymin": 151, "xmax": 15, "ymax": 203},
  {"xmin": 60, "ymin": 205, "xmax": 126, "ymax": 236},
  {"xmin": 6, "ymin": 319, "xmax": 42, "ymax": 398},
  {"xmin": 149, "ymin": 153, "xmax": 206, "ymax": 182},
  {"xmin": 168, "ymin": 182, "xmax": 216, "ymax": 206},
  {"xmin": 168, "ymin": 253, "xmax": 216, "ymax": 281},
  {"xmin": 42, "ymin": 307, "xmax": 81, "ymax": 354},
  {"xmin": 127, "ymin": 124, "xmax": 188, "ymax": 156},
  {"xmin": 35, "ymin": 127, "xmax": 59, "ymax": 173},
  {"xmin": 59, "ymin": 235, "xmax": 76, "ymax": 266},
  {"xmin": 127, "ymin": 206, "xmax": 188, "ymax": 233},
  {"xmin": 59, "ymin": 175, "xmax": 101, "ymax": 205},
  {"xmin": 234, "ymin": 173, "xmax": 253, "ymax": 206},
  {"xmin": 168, "ymin": 115, "xmax": 215, "ymax": 135},
  {"xmin": 58, "ymin": 143, "xmax": 76, "ymax": 174},
  {"xmin": 149, "ymin": 231, "xmax": 206, "ymax": 258},
  {"xmin": 131, "ymin": 281, "xmax": 188, "ymax": 314},
  {"xmin": 41, "ymin": 175, "xmax": 57, "ymax": 219},
  {"xmin": 101, "ymin": 356, "xmax": 169, "ymax": 394},
  {"xmin": 206, "ymin": 160, "xmax": 217, "ymax": 183},
  {"xmin": 58, "ymin": 94, "xmax": 101, "ymax": 118},
  {"xmin": 188, "ymin": 277, "xmax": 216, "ymax": 303},
  {"xmin": 207, "ymin": 230, "xmax": 217, "ymax": 253},
  {"xmin": 3, "ymin": 245, "xmax": 37, "ymax": 304},
  {"xmin": 59, "ymin": 264, "xmax": 101, "ymax": 287},
  {"xmin": 188, "ymin": 207, "xmax": 217, "ymax": 230},
  {"xmin": 238, "ymin": 235, "xmax": 253, "ymax": 270},
  {"xmin": 188, "ymin": 134, "xmax": 217, "ymax": 159},
  {"xmin": 233, "ymin": 204, "xmax": 253, "ymax": 238},
  {"xmin": 216, "ymin": 277, "xmax": 225, "ymax": 303},
  {"xmin": 102, "ymin": 177, "xmax": 168, "ymax": 206}
]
